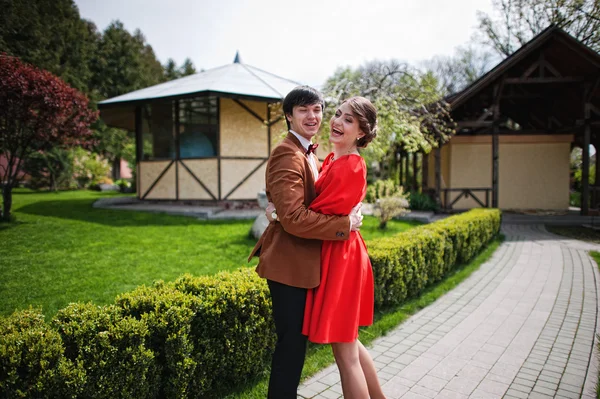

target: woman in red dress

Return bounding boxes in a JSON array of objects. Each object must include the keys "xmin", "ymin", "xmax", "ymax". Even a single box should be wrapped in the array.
[{"xmin": 302, "ymin": 97, "xmax": 386, "ymax": 399}]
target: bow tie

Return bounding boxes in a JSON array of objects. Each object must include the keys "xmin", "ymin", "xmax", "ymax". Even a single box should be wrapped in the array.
[{"xmin": 306, "ymin": 143, "xmax": 319, "ymax": 155}]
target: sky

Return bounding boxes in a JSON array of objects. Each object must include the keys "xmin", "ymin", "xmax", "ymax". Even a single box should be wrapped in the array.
[{"xmin": 74, "ymin": 0, "xmax": 496, "ymax": 88}]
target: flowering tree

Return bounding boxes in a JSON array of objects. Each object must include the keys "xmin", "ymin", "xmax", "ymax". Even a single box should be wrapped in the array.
[
  {"xmin": 0, "ymin": 55, "xmax": 98, "ymax": 221},
  {"xmin": 321, "ymin": 60, "xmax": 455, "ymax": 178}
]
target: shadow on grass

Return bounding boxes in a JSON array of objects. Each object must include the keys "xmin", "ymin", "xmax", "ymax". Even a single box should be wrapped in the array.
[{"xmin": 16, "ymin": 199, "xmax": 252, "ymax": 228}]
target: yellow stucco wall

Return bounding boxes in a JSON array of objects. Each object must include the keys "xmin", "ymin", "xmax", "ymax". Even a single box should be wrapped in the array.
[
  {"xmin": 221, "ymin": 159, "xmax": 267, "ymax": 200},
  {"xmin": 446, "ymin": 135, "xmax": 572, "ymax": 210},
  {"xmin": 220, "ymin": 98, "xmax": 269, "ymax": 158},
  {"xmin": 178, "ymin": 159, "xmax": 219, "ymax": 200},
  {"xmin": 427, "ymin": 145, "xmax": 451, "ymax": 198},
  {"xmin": 139, "ymin": 161, "xmax": 176, "ymax": 200}
]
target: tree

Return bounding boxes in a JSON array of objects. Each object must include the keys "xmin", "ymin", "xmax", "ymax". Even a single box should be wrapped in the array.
[
  {"xmin": 92, "ymin": 120, "xmax": 134, "ymax": 180},
  {"xmin": 23, "ymin": 147, "xmax": 75, "ymax": 191},
  {"xmin": 163, "ymin": 57, "xmax": 197, "ymax": 81},
  {"xmin": 164, "ymin": 58, "xmax": 180, "ymax": 81},
  {"xmin": 0, "ymin": 55, "xmax": 98, "ymax": 221},
  {"xmin": 0, "ymin": 0, "xmax": 99, "ymax": 93},
  {"xmin": 179, "ymin": 58, "xmax": 197, "ymax": 77},
  {"xmin": 477, "ymin": 0, "xmax": 600, "ymax": 56},
  {"xmin": 321, "ymin": 60, "xmax": 454, "ymax": 179},
  {"xmin": 90, "ymin": 21, "xmax": 165, "ymax": 100},
  {"xmin": 424, "ymin": 45, "xmax": 496, "ymax": 95}
]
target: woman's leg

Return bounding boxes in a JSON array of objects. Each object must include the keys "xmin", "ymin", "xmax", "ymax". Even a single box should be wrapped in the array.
[
  {"xmin": 331, "ymin": 341, "xmax": 369, "ymax": 399},
  {"xmin": 357, "ymin": 339, "xmax": 387, "ymax": 399}
]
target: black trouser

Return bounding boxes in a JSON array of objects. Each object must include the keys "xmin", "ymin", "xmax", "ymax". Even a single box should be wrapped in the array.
[{"xmin": 267, "ymin": 279, "xmax": 308, "ymax": 399}]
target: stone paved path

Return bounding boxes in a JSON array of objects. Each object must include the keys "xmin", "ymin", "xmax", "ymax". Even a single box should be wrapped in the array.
[{"xmin": 298, "ymin": 224, "xmax": 600, "ymax": 398}]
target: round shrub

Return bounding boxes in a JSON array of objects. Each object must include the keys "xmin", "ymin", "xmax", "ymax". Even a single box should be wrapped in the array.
[
  {"xmin": 52, "ymin": 303, "xmax": 156, "ymax": 399},
  {"xmin": 0, "ymin": 308, "xmax": 84, "ymax": 398}
]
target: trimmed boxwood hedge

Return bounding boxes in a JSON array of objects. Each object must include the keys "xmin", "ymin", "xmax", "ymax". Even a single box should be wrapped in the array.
[{"xmin": 0, "ymin": 209, "xmax": 500, "ymax": 398}]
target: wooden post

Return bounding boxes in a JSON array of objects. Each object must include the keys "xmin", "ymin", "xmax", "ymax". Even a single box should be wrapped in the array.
[
  {"xmin": 267, "ymin": 103, "xmax": 272, "ymax": 155},
  {"xmin": 398, "ymin": 150, "xmax": 404, "ymax": 187},
  {"xmin": 412, "ymin": 152, "xmax": 418, "ymax": 191},
  {"xmin": 404, "ymin": 152, "xmax": 410, "ymax": 189},
  {"xmin": 492, "ymin": 115, "xmax": 499, "ymax": 208},
  {"xmin": 582, "ymin": 103, "xmax": 591, "ymax": 215},
  {"xmin": 422, "ymin": 152, "xmax": 429, "ymax": 190},
  {"xmin": 135, "ymin": 106, "xmax": 143, "ymax": 199},
  {"xmin": 435, "ymin": 145, "xmax": 442, "ymax": 208},
  {"xmin": 491, "ymin": 81, "xmax": 504, "ymax": 209},
  {"xmin": 595, "ymin": 143, "xmax": 600, "ymax": 187},
  {"xmin": 174, "ymin": 100, "xmax": 180, "ymax": 200}
]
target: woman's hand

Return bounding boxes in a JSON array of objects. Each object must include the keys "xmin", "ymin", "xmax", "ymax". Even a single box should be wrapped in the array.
[{"xmin": 265, "ymin": 202, "xmax": 278, "ymax": 222}]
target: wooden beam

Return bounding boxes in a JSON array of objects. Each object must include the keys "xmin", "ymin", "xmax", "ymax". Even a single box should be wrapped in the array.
[
  {"xmin": 135, "ymin": 106, "xmax": 143, "ymax": 199},
  {"xmin": 398, "ymin": 151, "xmax": 404, "ymax": 188},
  {"xmin": 596, "ymin": 142, "xmax": 600, "ymax": 186},
  {"xmin": 233, "ymin": 99, "xmax": 265, "ymax": 123},
  {"xmin": 404, "ymin": 152, "xmax": 410, "ymax": 188},
  {"xmin": 179, "ymin": 160, "xmax": 217, "ymax": 201},
  {"xmin": 582, "ymin": 98, "xmax": 591, "ymax": 215},
  {"xmin": 540, "ymin": 59, "xmax": 562, "ymax": 78},
  {"xmin": 505, "ymin": 77, "xmax": 584, "ymax": 84},
  {"xmin": 491, "ymin": 98, "xmax": 499, "ymax": 208},
  {"xmin": 223, "ymin": 159, "xmax": 268, "ymax": 200},
  {"xmin": 586, "ymin": 77, "xmax": 600, "ymax": 102},
  {"xmin": 422, "ymin": 152, "xmax": 429, "ymax": 189},
  {"xmin": 457, "ymin": 121, "xmax": 494, "ymax": 128},
  {"xmin": 589, "ymin": 103, "xmax": 600, "ymax": 117},
  {"xmin": 477, "ymin": 108, "xmax": 494, "ymax": 122},
  {"xmin": 521, "ymin": 61, "xmax": 539, "ymax": 78},
  {"xmin": 412, "ymin": 152, "xmax": 418, "ymax": 191},
  {"xmin": 502, "ymin": 93, "xmax": 545, "ymax": 99},
  {"xmin": 435, "ymin": 145, "xmax": 441, "ymax": 208}
]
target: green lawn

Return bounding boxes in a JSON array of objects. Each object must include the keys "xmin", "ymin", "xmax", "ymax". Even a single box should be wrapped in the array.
[{"xmin": 0, "ymin": 189, "xmax": 417, "ymax": 317}]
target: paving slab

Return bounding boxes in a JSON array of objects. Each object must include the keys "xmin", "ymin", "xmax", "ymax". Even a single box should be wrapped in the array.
[{"xmin": 298, "ymin": 224, "xmax": 600, "ymax": 398}]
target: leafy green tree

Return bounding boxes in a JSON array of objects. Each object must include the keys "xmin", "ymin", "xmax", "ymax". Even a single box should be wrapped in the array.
[
  {"xmin": 0, "ymin": 0, "xmax": 99, "ymax": 93},
  {"xmin": 23, "ymin": 148, "xmax": 75, "ymax": 191},
  {"xmin": 477, "ymin": 0, "xmax": 600, "ymax": 56},
  {"xmin": 321, "ymin": 60, "xmax": 454, "ymax": 178},
  {"xmin": 164, "ymin": 58, "xmax": 180, "ymax": 81},
  {"xmin": 90, "ymin": 21, "xmax": 165, "ymax": 100},
  {"xmin": 179, "ymin": 58, "xmax": 197, "ymax": 77},
  {"xmin": 163, "ymin": 57, "xmax": 197, "ymax": 81},
  {"xmin": 92, "ymin": 121, "xmax": 134, "ymax": 180}
]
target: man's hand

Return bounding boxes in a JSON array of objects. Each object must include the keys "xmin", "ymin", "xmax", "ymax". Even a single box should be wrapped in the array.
[
  {"xmin": 265, "ymin": 202, "xmax": 277, "ymax": 222},
  {"xmin": 267, "ymin": 201, "xmax": 363, "ymax": 230},
  {"xmin": 349, "ymin": 203, "xmax": 363, "ymax": 231}
]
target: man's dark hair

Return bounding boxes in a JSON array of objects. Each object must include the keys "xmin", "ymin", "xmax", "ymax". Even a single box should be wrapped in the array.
[{"xmin": 282, "ymin": 85, "xmax": 325, "ymax": 130}]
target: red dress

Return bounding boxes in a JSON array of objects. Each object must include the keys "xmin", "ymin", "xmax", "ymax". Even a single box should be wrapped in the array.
[{"xmin": 302, "ymin": 153, "xmax": 374, "ymax": 343}]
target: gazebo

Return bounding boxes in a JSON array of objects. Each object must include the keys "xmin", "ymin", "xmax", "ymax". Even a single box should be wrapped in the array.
[
  {"xmin": 98, "ymin": 53, "xmax": 297, "ymax": 201},
  {"xmin": 418, "ymin": 25, "xmax": 600, "ymax": 214}
]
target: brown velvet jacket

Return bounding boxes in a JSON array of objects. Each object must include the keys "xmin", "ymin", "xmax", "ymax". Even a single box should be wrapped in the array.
[{"xmin": 248, "ymin": 133, "xmax": 350, "ymax": 288}]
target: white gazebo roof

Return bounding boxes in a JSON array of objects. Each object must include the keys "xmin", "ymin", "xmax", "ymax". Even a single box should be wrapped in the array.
[{"xmin": 99, "ymin": 55, "xmax": 301, "ymax": 106}]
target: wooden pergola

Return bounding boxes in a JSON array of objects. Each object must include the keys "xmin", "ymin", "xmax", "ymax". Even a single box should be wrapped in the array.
[{"xmin": 416, "ymin": 25, "xmax": 600, "ymax": 214}]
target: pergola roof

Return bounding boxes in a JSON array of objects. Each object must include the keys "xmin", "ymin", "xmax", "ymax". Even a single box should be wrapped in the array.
[
  {"xmin": 448, "ymin": 25, "xmax": 600, "ymax": 143},
  {"xmin": 98, "ymin": 55, "xmax": 301, "ymax": 107}
]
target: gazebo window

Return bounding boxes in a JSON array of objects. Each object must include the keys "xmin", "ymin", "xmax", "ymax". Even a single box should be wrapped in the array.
[
  {"xmin": 178, "ymin": 96, "xmax": 218, "ymax": 158},
  {"xmin": 141, "ymin": 100, "xmax": 176, "ymax": 160}
]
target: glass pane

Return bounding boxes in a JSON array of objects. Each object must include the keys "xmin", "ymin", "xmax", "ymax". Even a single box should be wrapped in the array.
[
  {"xmin": 140, "ymin": 101, "xmax": 175, "ymax": 160},
  {"xmin": 151, "ymin": 101, "xmax": 175, "ymax": 159},
  {"xmin": 179, "ymin": 96, "xmax": 218, "ymax": 158}
]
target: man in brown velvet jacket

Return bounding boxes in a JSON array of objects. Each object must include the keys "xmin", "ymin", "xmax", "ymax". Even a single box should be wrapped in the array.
[{"xmin": 248, "ymin": 86, "xmax": 362, "ymax": 398}]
